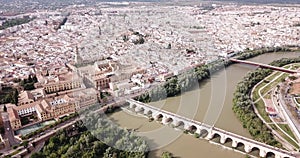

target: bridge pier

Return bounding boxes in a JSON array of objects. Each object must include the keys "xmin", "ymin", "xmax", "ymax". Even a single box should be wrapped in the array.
[
  {"xmin": 259, "ymin": 150, "xmax": 267, "ymax": 158},
  {"xmin": 162, "ymin": 117, "xmax": 172, "ymax": 125},
  {"xmin": 144, "ymin": 109, "xmax": 152, "ymax": 116},
  {"xmin": 183, "ymin": 124, "xmax": 190, "ymax": 131},
  {"xmin": 220, "ymin": 135, "xmax": 226, "ymax": 144},
  {"xmin": 134, "ymin": 106, "xmax": 143, "ymax": 112},
  {"xmin": 232, "ymin": 140, "xmax": 238, "ymax": 148},
  {"xmin": 244, "ymin": 145, "xmax": 252, "ymax": 153},
  {"xmin": 195, "ymin": 128, "xmax": 201, "ymax": 135},
  {"xmin": 151, "ymin": 113, "xmax": 156, "ymax": 119},
  {"xmin": 207, "ymin": 132, "xmax": 214, "ymax": 140},
  {"xmin": 129, "ymin": 103, "xmax": 136, "ymax": 109},
  {"xmin": 275, "ymin": 154, "xmax": 284, "ymax": 158},
  {"xmin": 173, "ymin": 120, "xmax": 183, "ymax": 128}
]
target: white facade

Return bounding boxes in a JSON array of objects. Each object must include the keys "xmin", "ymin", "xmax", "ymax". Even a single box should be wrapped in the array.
[{"xmin": 17, "ymin": 106, "xmax": 36, "ymax": 116}]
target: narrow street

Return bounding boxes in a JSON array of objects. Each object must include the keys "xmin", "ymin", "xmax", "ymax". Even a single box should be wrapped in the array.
[{"xmin": 2, "ymin": 112, "xmax": 19, "ymax": 147}]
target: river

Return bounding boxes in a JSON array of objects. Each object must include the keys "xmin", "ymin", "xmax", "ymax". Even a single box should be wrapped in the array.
[{"xmin": 108, "ymin": 52, "xmax": 300, "ymax": 158}]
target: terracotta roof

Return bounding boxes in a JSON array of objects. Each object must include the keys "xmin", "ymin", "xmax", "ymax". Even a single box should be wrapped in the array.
[
  {"xmin": 14, "ymin": 101, "xmax": 39, "ymax": 111},
  {"xmin": 18, "ymin": 91, "xmax": 35, "ymax": 104},
  {"xmin": 40, "ymin": 100, "xmax": 51, "ymax": 112},
  {"xmin": 7, "ymin": 108, "xmax": 20, "ymax": 121},
  {"xmin": 35, "ymin": 103, "xmax": 46, "ymax": 114}
]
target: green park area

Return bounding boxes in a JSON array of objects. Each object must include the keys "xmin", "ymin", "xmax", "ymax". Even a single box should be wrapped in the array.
[{"xmin": 251, "ymin": 63, "xmax": 300, "ymax": 149}]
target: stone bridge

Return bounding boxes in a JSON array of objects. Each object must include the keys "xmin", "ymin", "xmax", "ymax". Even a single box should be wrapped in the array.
[{"xmin": 127, "ymin": 99, "xmax": 296, "ymax": 158}]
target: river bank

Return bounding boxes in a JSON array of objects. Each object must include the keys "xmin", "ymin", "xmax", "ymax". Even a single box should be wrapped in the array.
[{"xmin": 109, "ymin": 51, "xmax": 300, "ymax": 158}]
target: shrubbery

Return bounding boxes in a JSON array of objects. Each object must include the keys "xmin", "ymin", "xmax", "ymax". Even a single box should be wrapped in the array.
[
  {"xmin": 136, "ymin": 46, "xmax": 297, "ymax": 103},
  {"xmin": 135, "ymin": 46, "xmax": 300, "ymax": 148}
]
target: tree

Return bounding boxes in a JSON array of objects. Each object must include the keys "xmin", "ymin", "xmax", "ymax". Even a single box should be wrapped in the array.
[
  {"xmin": 161, "ymin": 151, "xmax": 173, "ymax": 158},
  {"xmin": 30, "ymin": 152, "xmax": 45, "ymax": 158},
  {"xmin": 33, "ymin": 75, "xmax": 38, "ymax": 83},
  {"xmin": 28, "ymin": 75, "xmax": 33, "ymax": 83},
  {"xmin": 24, "ymin": 83, "xmax": 35, "ymax": 90},
  {"xmin": 21, "ymin": 140, "xmax": 29, "ymax": 147},
  {"xmin": 13, "ymin": 89, "xmax": 18, "ymax": 105}
]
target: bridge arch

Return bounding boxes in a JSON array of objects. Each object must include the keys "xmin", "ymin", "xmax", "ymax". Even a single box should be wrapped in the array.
[
  {"xmin": 130, "ymin": 103, "xmax": 137, "ymax": 109},
  {"xmin": 174, "ymin": 121, "xmax": 185, "ymax": 128},
  {"xmin": 188, "ymin": 125, "xmax": 197, "ymax": 133},
  {"xmin": 224, "ymin": 137, "xmax": 233, "ymax": 144},
  {"xmin": 155, "ymin": 113, "xmax": 164, "ymax": 121},
  {"xmin": 145, "ymin": 110, "xmax": 153, "ymax": 116},
  {"xmin": 135, "ymin": 107, "xmax": 145, "ymax": 113},
  {"xmin": 236, "ymin": 142, "xmax": 245, "ymax": 149},
  {"xmin": 249, "ymin": 146, "xmax": 260, "ymax": 156},
  {"xmin": 125, "ymin": 99, "xmax": 294, "ymax": 158},
  {"xmin": 210, "ymin": 133, "xmax": 221, "ymax": 141},
  {"xmin": 165, "ymin": 117, "xmax": 173, "ymax": 124},
  {"xmin": 200, "ymin": 129, "xmax": 209, "ymax": 137},
  {"xmin": 265, "ymin": 151, "xmax": 275, "ymax": 158}
]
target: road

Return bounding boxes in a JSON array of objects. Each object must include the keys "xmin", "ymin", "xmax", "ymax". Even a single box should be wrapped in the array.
[
  {"xmin": 1, "ymin": 81, "xmax": 161, "ymax": 157},
  {"xmin": 279, "ymin": 82, "xmax": 300, "ymax": 144},
  {"xmin": 1, "ymin": 112, "xmax": 19, "ymax": 147}
]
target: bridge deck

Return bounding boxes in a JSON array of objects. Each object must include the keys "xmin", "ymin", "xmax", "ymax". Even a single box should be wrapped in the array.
[
  {"xmin": 230, "ymin": 58, "xmax": 298, "ymax": 74},
  {"xmin": 127, "ymin": 99, "xmax": 295, "ymax": 157}
]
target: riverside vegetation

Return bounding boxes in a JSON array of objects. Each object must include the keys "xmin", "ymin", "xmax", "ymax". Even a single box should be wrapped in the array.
[
  {"xmin": 135, "ymin": 46, "xmax": 299, "ymax": 148},
  {"xmin": 135, "ymin": 46, "xmax": 295, "ymax": 102},
  {"xmin": 233, "ymin": 56, "xmax": 300, "ymax": 147},
  {"xmin": 31, "ymin": 113, "xmax": 148, "ymax": 158},
  {"xmin": 28, "ymin": 46, "xmax": 299, "ymax": 157}
]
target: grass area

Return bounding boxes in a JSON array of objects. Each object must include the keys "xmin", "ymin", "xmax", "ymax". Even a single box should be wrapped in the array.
[
  {"xmin": 251, "ymin": 63, "xmax": 300, "ymax": 150},
  {"xmin": 262, "ymin": 64, "xmax": 298, "ymax": 84},
  {"xmin": 264, "ymin": 71, "xmax": 281, "ymax": 82},
  {"xmin": 253, "ymin": 81, "xmax": 268, "ymax": 101},
  {"xmin": 270, "ymin": 124, "xmax": 300, "ymax": 150},
  {"xmin": 278, "ymin": 124, "xmax": 298, "ymax": 141},
  {"xmin": 260, "ymin": 73, "xmax": 289, "ymax": 95},
  {"xmin": 294, "ymin": 97, "xmax": 300, "ymax": 105},
  {"xmin": 290, "ymin": 64, "xmax": 300, "ymax": 69},
  {"xmin": 264, "ymin": 92, "xmax": 272, "ymax": 99},
  {"xmin": 254, "ymin": 99, "xmax": 272, "ymax": 123}
]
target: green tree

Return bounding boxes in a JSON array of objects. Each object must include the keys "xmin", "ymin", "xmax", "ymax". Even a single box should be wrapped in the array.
[
  {"xmin": 33, "ymin": 75, "xmax": 38, "ymax": 83},
  {"xmin": 28, "ymin": 75, "xmax": 33, "ymax": 83},
  {"xmin": 13, "ymin": 89, "xmax": 18, "ymax": 105},
  {"xmin": 30, "ymin": 152, "xmax": 45, "ymax": 158},
  {"xmin": 161, "ymin": 151, "xmax": 173, "ymax": 158},
  {"xmin": 24, "ymin": 83, "xmax": 35, "ymax": 90}
]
